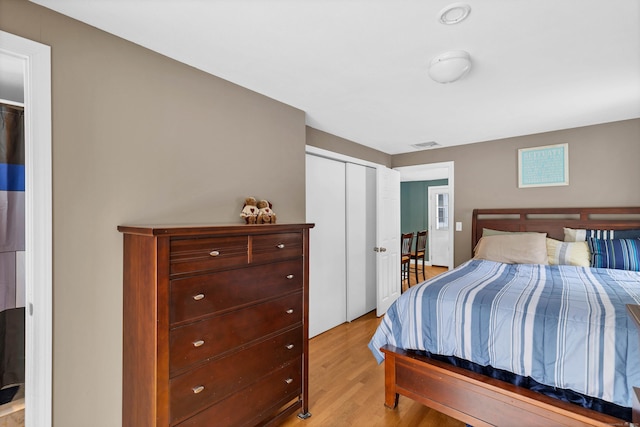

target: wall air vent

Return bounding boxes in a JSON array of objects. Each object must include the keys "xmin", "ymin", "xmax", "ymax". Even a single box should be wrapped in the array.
[{"xmin": 411, "ymin": 141, "xmax": 441, "ymax": 149}]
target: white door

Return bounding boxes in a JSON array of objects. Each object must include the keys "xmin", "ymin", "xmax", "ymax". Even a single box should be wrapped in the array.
[
  {"xmin": 375, "ymin": 167, "xmax": 401, "ymax": 316},
  {"xmin": 428, "ymin": 185, "xmax": 451, "ymax": 268},
  {"xmin": 346, "ymin": 163, "xmax": 376, "ymax": 321},
  {"xmin": 306, "ymin": 155, "xmax": 347, "ymax": 337}
]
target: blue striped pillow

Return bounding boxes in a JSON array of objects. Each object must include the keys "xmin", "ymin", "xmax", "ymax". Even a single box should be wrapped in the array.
[
  {"xmin": 587, "ymin": 238, "xmax": 640, "ymax": 271},
  {"xmin": 564, "ymin": 227, "xmax": 640, "ymax": 242}
]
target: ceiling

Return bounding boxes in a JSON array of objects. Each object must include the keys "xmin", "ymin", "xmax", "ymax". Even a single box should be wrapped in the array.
[{"xmin": 23, "ymin": 1, "xmax": 640, "ymax": 154}]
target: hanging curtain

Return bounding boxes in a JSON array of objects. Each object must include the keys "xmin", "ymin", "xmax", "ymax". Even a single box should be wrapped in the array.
[
  {"xmin": 0, "ymin": 104, "xmax": 25, "ymax": 311},
  {"xmin": 0, "ymin": 104, "xmax": 25, "ymax": 400}
]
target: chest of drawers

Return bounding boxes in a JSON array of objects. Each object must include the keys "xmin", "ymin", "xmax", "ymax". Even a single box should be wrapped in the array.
[{"xmin": 118, "ymin": 223, "xmax": 313, "ymax": 427}]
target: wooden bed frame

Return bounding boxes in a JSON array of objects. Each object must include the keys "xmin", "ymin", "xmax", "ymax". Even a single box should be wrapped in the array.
[{"xmin": 382, "ymin": 207, "xmax": 640, "ymax": 427}]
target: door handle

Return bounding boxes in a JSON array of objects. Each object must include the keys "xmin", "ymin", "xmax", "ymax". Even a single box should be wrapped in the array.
[{"xmin": 374, "ymin": 247, "xmax": 387, "ymax": 252}]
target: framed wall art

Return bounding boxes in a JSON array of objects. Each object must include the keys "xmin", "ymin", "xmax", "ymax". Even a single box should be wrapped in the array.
[{"xmin": 518, "ymin": 143, "xmax": 568, "ymax": 188}]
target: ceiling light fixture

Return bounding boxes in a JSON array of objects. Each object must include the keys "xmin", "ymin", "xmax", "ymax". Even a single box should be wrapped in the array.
[
  {"xmin": 438, "ymin": 3, "xmax": 471, "ymax": 25},
  {"xmin": 428, "ymin": 50, "xmax": 472, "ymax": 84},
  {"xmin": 411, "ymin": 141, "xmax": 441, "ymax": 149}
]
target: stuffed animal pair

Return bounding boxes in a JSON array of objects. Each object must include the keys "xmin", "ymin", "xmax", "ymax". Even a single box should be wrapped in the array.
[{"xmin": 240, "ymin": 197, "xmax": 277, "ymax": 224}]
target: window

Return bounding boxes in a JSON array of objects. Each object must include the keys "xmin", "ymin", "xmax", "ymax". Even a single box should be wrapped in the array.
[{"xmin": 436, "ymin": 193, "xmax": 449, "ymax": 230}]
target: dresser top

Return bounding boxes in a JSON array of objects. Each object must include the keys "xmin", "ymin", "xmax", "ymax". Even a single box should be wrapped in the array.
[{"xmin": 118, "ymin": 223, "xmax": 314, "ymax": 237}]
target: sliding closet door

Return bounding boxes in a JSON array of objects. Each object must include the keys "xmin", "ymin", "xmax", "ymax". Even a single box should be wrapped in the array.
[
  {"xmin": 346, "ymin": 163, "xmax": 376, "ymax": 321},
  {"xmin": 306, "ymin": 155, "xmax": 346, "ymax": 338}
]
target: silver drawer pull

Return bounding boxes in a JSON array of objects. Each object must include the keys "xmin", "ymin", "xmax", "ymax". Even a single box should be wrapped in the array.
[
  {"xmin": 276, "ymin": 243, "xmax": 285, "ymax": 249},
  {"xmin": 209, "ymin": 250, "xmax": 220, "ymax": 257},
  {"xmin": 286, "ymin": 274, "xmax": 294, "ymax": 279},
  {"xmin": 284, "ymin": 378, "xmax": 293, "ymax": 384},
  {"xmin": 193, "ymin": 294, "xmax": 205, "ymax": 301},
  {"xmin": 285, "ymin": 344, "xmax": 294, "ymax": 350},
  {"xmin": 285, "ymin": 309, "xmax": 294, "ymax": 314},
  {"xmin": 193, "ymin": 340, "xmax": 205, "ymax": 347},
  {"xmin": 192, "ymin": 385, "xmax": 205, "ymax": 394}
]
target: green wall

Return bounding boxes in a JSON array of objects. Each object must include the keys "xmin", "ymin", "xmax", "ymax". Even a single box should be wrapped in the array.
[{"xmin": 400, "ymin": 179, "xmax": 448, "ymax": 259}]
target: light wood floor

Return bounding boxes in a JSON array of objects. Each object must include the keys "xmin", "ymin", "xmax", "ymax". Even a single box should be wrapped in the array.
[
  {"xmin": 281, "ymin": 265, "xmax": 463, "ymax": 427},
  {"xmin": 402, "ymin": 263, "xmax": 448, "ymax": 292}
]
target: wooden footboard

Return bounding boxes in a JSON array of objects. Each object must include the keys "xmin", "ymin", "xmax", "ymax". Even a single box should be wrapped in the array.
[{"xmin": 381, "ymin": 345, "xmax": 629, "ymax": 427}]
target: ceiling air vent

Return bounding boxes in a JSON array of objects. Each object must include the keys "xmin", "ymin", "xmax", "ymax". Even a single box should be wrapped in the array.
[{"xmin": 411, "ymin": 141, "xmax": 441, "ymax": 149}]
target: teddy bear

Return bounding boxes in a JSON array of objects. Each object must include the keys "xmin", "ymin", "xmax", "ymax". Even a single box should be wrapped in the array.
[
  {"xmin": 240, "ymin": 196, "xmax": 259, "ymax": 224},
  {"xmin": 257, "ymin": 199, "xmax": 277, "ymax": 224}
]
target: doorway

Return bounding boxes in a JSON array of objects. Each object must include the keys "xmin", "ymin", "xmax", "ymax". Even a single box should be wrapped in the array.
[
  {"xmin": 0, "ymin": 31, "xmax": 52, "ymax": 427},
  {"xmin": 396, "ymin": 161, "xmax": 454, "ymax": 270}
]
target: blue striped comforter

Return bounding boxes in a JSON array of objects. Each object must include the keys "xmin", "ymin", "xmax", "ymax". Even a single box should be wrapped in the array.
[{"xmin": 368, "ymin": 259, "xmax": 640, "ymax": 407}]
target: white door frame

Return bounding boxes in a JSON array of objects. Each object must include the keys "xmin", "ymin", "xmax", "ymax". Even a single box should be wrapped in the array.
[
  {"xmin": 0, "ymin": 31, "xmax": 53, "ymax": 427},
  {"xmin": 395, "ymin": 161, "xmax": 455, "ymax": 270},
  {"xmin": 305, "ymin": 146, "xmax": 383, "ymax": 169}
]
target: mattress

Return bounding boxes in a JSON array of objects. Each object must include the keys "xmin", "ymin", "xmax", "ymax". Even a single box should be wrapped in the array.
[{"xmin": 368, "ymin": 259, "xmax": 640, "ymax": 408}]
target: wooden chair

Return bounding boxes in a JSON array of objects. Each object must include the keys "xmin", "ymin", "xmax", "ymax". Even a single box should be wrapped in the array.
[
  {"xmin": 411, "ymin": 230, "xmax": 428, "ymax": 285},
  {"xmin": 400, "ymin": 232, "xmax": 414, "ymax": 289}
]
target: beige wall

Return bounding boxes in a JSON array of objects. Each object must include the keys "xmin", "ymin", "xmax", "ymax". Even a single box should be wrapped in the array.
[
  {"xmin": 1, "ymin": 1, "xmax": 306, "ymax": 426},
  {"xmin": 307, "ymin": 119, "xmax": 640, "ymax": 266},
  {"xmin": 306, "ymin": 126, "xmax": 392, "ymax": 167},
  {"xmin": 393, "ymin": 118, "xmax": 640, "ymax": 266}
]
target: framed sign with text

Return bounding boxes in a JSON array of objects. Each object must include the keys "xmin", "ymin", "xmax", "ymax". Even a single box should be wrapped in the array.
[{"xmin": 518, "ymin": 143, "xmax": 568, "ymax": 188}]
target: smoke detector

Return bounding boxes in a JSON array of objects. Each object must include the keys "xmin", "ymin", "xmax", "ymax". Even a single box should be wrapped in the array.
[{"xmin": 439, "ymin": 3, "xmax": 471, "ymax": 25}]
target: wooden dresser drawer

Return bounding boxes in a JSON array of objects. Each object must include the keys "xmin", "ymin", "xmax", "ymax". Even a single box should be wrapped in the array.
[
  {"xmin": 170, "ymin": 291, "xmax": 302, "ymax": 374},
  {"xmin": 170, "ymin": 236, "xmax": 248, "ymax": 276},
  {"xmin": 175, "ymin": 358, "xmax": 303, "ymax": 427},
  {"xmin": 170, "ymin": 259, "xmax": 303, "ymax": 325},
  {"xmin": 170, "ymin": 326, "xmax": 302, "ymax": 425},
  {"xmin": 120, "ymin": 223, "xmax": 313, "ymax": 426},
  {"xmin": 252, "ymin": 232, "xmax": 302, "ymax": 263}
]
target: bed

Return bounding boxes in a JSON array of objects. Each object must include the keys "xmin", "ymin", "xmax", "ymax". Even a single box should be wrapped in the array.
[{"xmin": 369, "ymin": 207, "xmax": 640, "ymax": 426}]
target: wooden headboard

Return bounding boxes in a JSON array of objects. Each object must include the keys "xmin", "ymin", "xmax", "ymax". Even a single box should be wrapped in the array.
[{"xmin": 472, "ymin": 207, "xmax": 640, "ymax": 251}]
